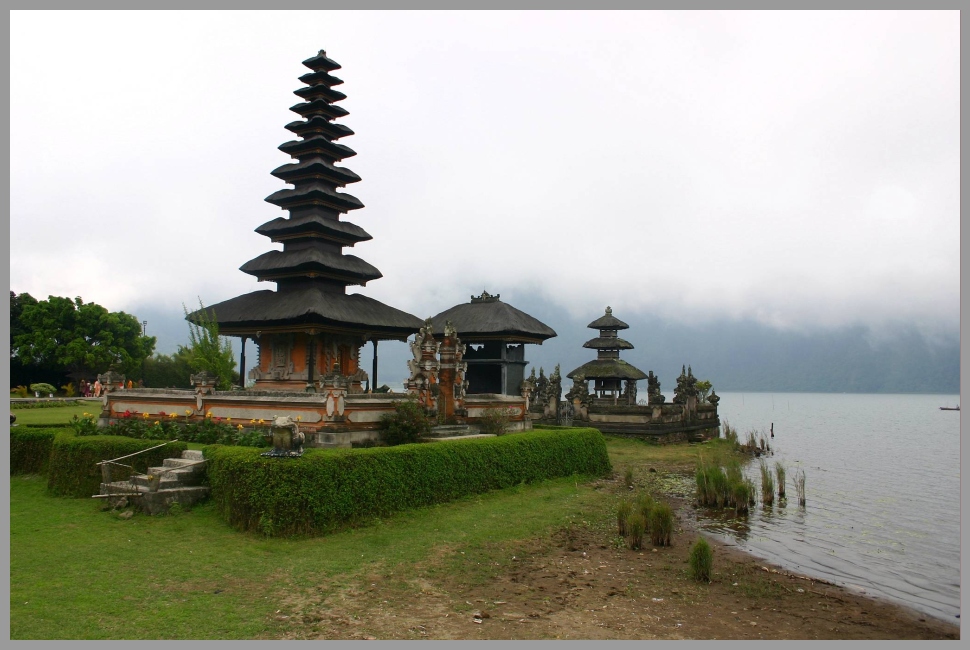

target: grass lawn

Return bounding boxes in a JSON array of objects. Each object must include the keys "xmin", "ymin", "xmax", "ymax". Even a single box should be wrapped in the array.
[
  {"xmin": 10, "ymin": 435, "xmax": 726, "ymax": 639},
  {"xmin": 11, "ymin": 402, "xmax": 96, "ymax": 426}
]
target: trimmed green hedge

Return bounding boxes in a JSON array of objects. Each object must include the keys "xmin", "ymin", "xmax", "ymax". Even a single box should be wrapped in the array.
[
  {"xmin": 204, "ymin": 427, "xmax": 612, "ymax": 537},
  {"xmin": 10, "ymin": 427, "xmax": 63, "ymax": 475},
  {"xmin": 47, "ymin": 434, "xmax": 187, "ymax": 498}
]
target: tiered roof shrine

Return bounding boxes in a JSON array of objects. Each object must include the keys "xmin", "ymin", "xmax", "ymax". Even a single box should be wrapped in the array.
[
  {"xmin": 566, "ymin": 306, "xmax": 647, "ymax": 401},
  {"xmin": 192, "ymin": 50, "xmax": 423, "ymax": 392},
  {"xmin": 430, "ymin": 291, "xmax": 556, "ymax": 396}
]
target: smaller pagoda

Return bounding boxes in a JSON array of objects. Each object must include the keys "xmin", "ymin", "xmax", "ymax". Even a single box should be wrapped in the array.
[{"xmin": 567, "ymin": 306, "xmax": 647, "ymax": 404}]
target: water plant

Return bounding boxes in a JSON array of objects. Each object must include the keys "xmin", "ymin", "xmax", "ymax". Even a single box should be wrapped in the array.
[
  {"xmin": 649, "ymin": 502, "xmax": 674, "ymax": 547},
  {"xmin": 721, "ymin": 421, "xmax": 739, "ymax": 445},
  {"xmin": 759, "ymin": 459, "xmax": 774, "ymax": 506},
  {"xmin": 626, "ymin": 512, "xmax": 646, "ymax": 550},
  {"xmin": 793, "ymin": 468, "xmax": 806, "ymax": 506},
  {"xmin": 731, "ymin": 478, "xmax": 753, "ymax": 514},
  {"xmin": 616, "ymin": 499, "xmax": 632, "ymax": 536},
  {"xmin": 775, "ymin": 462, "xmax": 786, "ymax": 499},
  {"xmin": 688, "ymin": 537, "xmax": 713, "ymax": 582},
  {"xmin": 744, "ymin": 430, "xmax": 758, "ymax": 452},
  {"xmin": 636, "ymin": 493, "xmax": 655, "ymax": 523}
]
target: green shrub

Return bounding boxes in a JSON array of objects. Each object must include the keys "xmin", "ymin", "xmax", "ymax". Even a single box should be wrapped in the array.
[
  {"xmin": 11, "ymin": 385, "xmax": 29, "ymax": 398},
  {"xmin": 47, "ymin": 433, "xmax": 187, "ymax": 498},
  {"xmin": 624, "ymin": 468, "xmax": 634, "ymax": 488},
  {"xmin": 650, "ymin": 502, "xmax": 674, "ymax": 547},
  {"xmin": 11, "ymin": 400, "xmax": 83, "ymax": 410},
  {"xmin": 689, "ymin": 537, "xmax": 713, "ymax": 582},
  {"xmin": 626, "ymin": 512, "xmax": 646, "ymax": 550},
  {"xmin": 29, "ymin": 383, "xmax": 57, "ymax": 396},
  {"xmin": 10, "ymin": 427, "xmax": 60, "ymax": 475},
  {"xmin": 204, "ymin": 427, "xmax": 612, "ymax": 537},
  {"xmin": 379, "ymin": 399, "xmax": 432, "ymax": 446},
  {"xmin": 616, "ymin": 499, "xmax": 632, "ymax": 536}
]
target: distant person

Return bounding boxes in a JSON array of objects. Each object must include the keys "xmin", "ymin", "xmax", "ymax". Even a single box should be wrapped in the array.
[
  {"xmin": 126, "ymin": 379, "xmax": 133, "ymax": 389},
  {"xmin": 93, "ymin": 379, "xmax": 102, "ymax": 397},
  {"xmin": 137, "ymin": 379, "xmax": 144, "ymax": 388}
]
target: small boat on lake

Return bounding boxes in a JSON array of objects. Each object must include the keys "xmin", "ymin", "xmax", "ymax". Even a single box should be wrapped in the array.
[{"xmin": 939, "ymin": 405, "xmax": 960, "ymax": 411}]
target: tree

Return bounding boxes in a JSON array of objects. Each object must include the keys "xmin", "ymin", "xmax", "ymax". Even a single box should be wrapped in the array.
[
  {"xmin": 142, "ymin": 350, "xmax": 195, "ymax": 389},
  {"xmin": 695, "ymin": 380, "xmax": 713, "ymax": 403},
  {"xmin": 12, "ymin": 294, "xmax": 156, "ymax": 383},
  {"xmin": 182, "ymin": 299, "xmax": 236, "ymax": 391}
]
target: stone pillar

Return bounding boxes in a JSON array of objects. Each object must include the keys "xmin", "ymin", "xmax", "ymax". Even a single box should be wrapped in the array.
[
  {"xmin": 437, "ymin": 321, "xmax": 467, "ymax": 422},
  {"xmin": 406, "ymin": 319, "xmax": 440, "ymax": 415},
  {"xmin": 239, "ymin": 337, "xmax": 247, "ymax": 389}
]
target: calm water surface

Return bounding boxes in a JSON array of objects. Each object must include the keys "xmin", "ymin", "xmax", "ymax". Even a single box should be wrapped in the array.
[{"xmin": 694, "ymin": 392, "xmax": 960, "ymax": 623}]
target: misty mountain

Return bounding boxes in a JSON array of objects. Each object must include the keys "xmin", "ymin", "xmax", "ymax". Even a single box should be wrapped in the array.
[{"xmin": 131, "ymin": 293, "xmax": 959, "ymax": 395}]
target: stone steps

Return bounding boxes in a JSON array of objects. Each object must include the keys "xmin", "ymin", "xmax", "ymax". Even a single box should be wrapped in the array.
[{"xmin": 99, "ymin": 449, "xmax": 209, "ymax": 515}]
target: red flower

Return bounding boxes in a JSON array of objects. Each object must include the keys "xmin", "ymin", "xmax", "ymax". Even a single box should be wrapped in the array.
[{"xmin": 159, "ymin": 411, "xmax": 167, "ymax": 417}]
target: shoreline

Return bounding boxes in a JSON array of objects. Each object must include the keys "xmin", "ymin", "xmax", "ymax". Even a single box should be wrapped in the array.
[{"xmin": 669, "ymin": 493, "xmax": 961, "ymax": 639}]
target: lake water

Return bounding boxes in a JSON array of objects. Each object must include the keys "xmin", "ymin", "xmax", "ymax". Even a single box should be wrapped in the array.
[{"xmin": 693, "ymin": 392, "xmax": 961, "ymax": 624}]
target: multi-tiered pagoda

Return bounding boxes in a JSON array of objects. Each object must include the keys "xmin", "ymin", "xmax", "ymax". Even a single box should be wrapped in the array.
[
  {"xmin": 192, "ymin": 50, "xmax": 423, "ymax": 392},
  {"xmin": 567, "ymin": 306, "xmax": 647, "ymax": 402}
]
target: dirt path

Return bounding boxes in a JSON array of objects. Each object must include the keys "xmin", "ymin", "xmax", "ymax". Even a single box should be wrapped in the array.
[{"xmin": 268, "ymin": 474, "xmax": 960, "ymax": 640}]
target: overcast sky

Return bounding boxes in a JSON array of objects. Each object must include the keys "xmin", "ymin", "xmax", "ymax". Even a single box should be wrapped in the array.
[{"xmin": 10, "ymin": 10, "xmax": 960, "ymax": 347}]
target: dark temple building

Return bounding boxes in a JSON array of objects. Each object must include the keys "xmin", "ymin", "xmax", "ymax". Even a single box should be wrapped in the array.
[
  {"xmin": 191, "ymin": 50, "xmax": 423, "ymax": 391},
  {"xmin": 430, "ymin": 291, "xmax": 556, "ymax": 395}
]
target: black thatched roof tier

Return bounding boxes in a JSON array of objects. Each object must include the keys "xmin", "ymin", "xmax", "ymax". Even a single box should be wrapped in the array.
[
  {"xmin": 278, "ymin": 137, "xmax": 356, "ymax": 160},
  {"xmin": 566, "ymin": 359, "xmax": 648, "ymax": 381},
  {"xmin": 256, "ymin": 214, "xmax": 372, "ymax": 245},
  {"xmin": 293, "ymin": 85, "xmax": 347, "ymax": 103},
  {"xmin": 289, "ymin": 99, "xmax": 349, "ymax": 120},
  {"xmin": 583, "ymin": 336, "xmax": 634, "ymax": 350},
  {"xmin": 285, "ymin": 117, "xmax": 354, "ymax": 140},
  {"xmin": 194, "ymin": 288, "xmax": 422, "ymax": 339},
  {"xmin": 265, "ymin": 182, "xmax": 364, "ymax": 212},
  {"xmin": 303, "ymin": 50, "xmax": 341, "ymax": 72},
  {"xmin": 240, "ymin": 249, "xmax": 382, "ymax": 284},
  {"xmin": 429, "ymin": 292, "xmax": 557, "ymax": 344},
  {"xmin": 271, "ymin": 157, "xmax": 360, "ymax": 185},
  {"xmin": 298, "ymin": 70, "xmax": 343, "ymax": 87},
  {"xmin": 587, "ymin": 307, "xmax": 629, "ymax": 330}
]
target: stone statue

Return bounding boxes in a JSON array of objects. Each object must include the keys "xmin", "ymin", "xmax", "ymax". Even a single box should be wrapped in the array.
[
  {"xmin": 624, "ymin": 379, "xmax": 638, "ymax": 405},
  {"xmin": 647, "ymin": 370, "xmax": 665, "ymax": 405},
  {"xmin": 708, "ymin": 390, "xmax": 720, "ymax": 407},
  {"xmin": 532, "ymin": 367, "xmax": 549, "ymax": 413},
  {"xmin": 564, "ymin": 374, "xmax": 590, "ymax": 420},
  {"xmin": 673, "ymin": 365, "xmax": 688, "ymax": 404}
]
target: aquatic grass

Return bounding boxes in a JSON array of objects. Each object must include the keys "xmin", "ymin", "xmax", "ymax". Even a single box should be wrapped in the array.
[
  {"xmin": 731, "ymin": 478, "xmax": 753, "ymax": 514},
  {"xmin": 759, "ymin": 460, "xmax": 774, "ymax": 506},
  {"xmin": 744, "ymin": 430, "xmax": 758, "ymax": 452},
  {"xmin": 649, "ymin": 502, "xmax": 674, "ymax": 547},
  {"xmin": 688, "ymin": 537, "xmax": 713, "ymax": 582},
  {"xmin": 721, "ymin": 421, "xmax": 739, "ymax": 446},
  {"xmin": 626, "ymin": 512, "xmax": 646, "ymax": 550},
  {"xmin": 793, "ymin": 468, "xmax": 806, "ymax": 506},
  {"xmin": 616, "ymin": 499, "xmax": 632, "ymax": 536},
  {"xmin": 775, "ymin": 462, "xmax": 786, "ymax": 499},
  {"xmin": 636, "ymin": 493, "xmax": 655, "ymax": 524}
]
